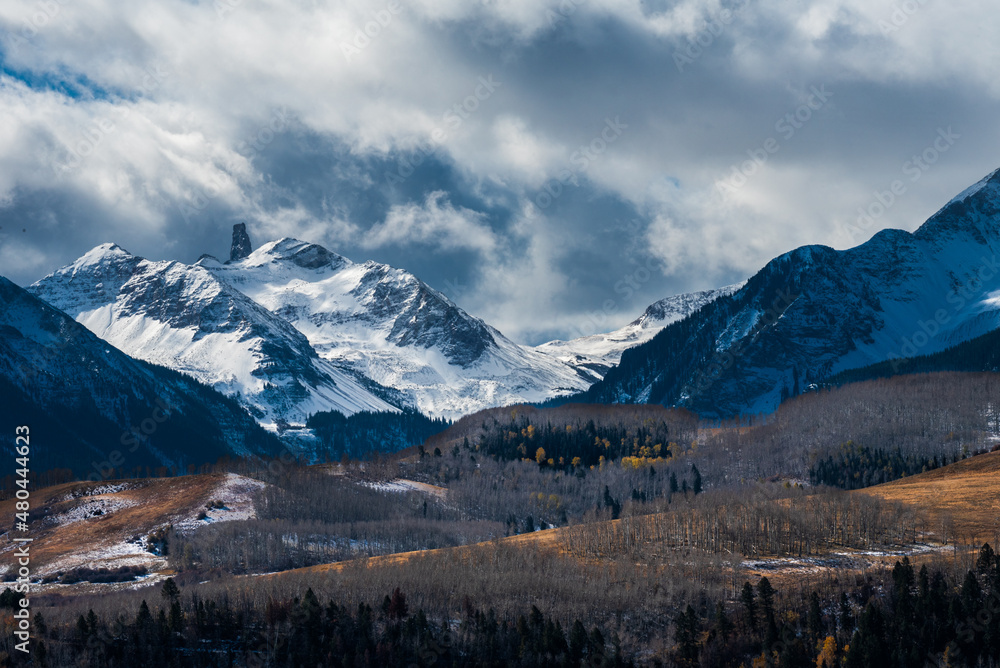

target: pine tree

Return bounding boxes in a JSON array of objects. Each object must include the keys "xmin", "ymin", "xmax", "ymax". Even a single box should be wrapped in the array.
[
  {"xmin": 569, "ymin": 620, "xmax": 588, "ymax": 663},
  {"xmin": 388, "ymin": 588, "xmax": 409, "ymax": 620},
  {"xmin": 741, "ymin": 582, "xmax": 758, "ymax": 632},
  {"xmin": 757, "ymin": 577, "xmax": 778, "ymax": 647},
  {"xmin": 839, "ymin": 592, "xmax": 853, "ymax": 634},
  {"xmin": 160, "ymin": 577, "xmax": 180, "ymax": 603},
  {"xmin": 808, "ymin": 592, "xmax": 823, "ymax": 642},
  {"xmin": 674, "ymin": 605, "xmax": 700, "ymax": 666},
  {"xmin": 714, "ymin": 601, "xmax": 734, "ymax": 641}
]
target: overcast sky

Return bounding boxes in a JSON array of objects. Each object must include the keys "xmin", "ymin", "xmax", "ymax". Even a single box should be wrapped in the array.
[{"xmin": 1, "ymin": 0, "xmax": 999, "ymax": 345}]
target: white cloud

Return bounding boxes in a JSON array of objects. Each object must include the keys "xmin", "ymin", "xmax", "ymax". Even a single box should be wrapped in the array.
[
  {"xmin": 363, "ymin": 192, "xmax": 498, "ymax": 256},
  {"xmin": 1, "ymin": 0, "xmax": 1000, "ymax": 342}
]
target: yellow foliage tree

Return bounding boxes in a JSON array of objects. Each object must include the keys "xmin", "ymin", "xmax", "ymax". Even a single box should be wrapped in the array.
[
  {"xmin": 815, "ymin": 636, "xmax": 838, "ymax": 668},
  {"xmin": 535, "ymin": 447, "xmax": 546, "ymax": 464}
]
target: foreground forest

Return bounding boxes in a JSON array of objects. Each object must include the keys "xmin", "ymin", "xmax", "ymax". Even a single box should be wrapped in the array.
[
  {"xmin": 8, "ymin": 545, "xmax": 1000, "ymax": 667},
  {"xmin": 3, "ymin": 371, "xmax": 1000, "ymax": 666}
]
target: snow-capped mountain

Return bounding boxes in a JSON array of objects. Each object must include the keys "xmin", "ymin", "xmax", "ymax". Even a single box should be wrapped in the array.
[
  {"xmin": 197, "ymin": 238, "xmax": 593, "ymax": 418},
  {"xmin": 535, "ymin": 284, "xmax": 744, "ymax": 379},
  {"xmin": 29, "ymin": 244, "xmax": 401, "ymax": 425},
  {"xmin": 0, "ymin": 275, "xmax": 282, "ymax": 474},
  {"xmin": 577, "ymin": 166, "xmax": 1000, "ymax": 417}
]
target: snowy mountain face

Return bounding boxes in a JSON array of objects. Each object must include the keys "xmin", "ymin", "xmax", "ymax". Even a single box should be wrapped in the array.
[
  {"xmin": 579, "ymin": 166, "xmax": 1000, "ymax": 417},
  {"xmin": 29, "ymin": 244, "xmax": 400, "ymax": 425},
  {"xmin": 197, "ymin": 239, "xmax": 593, "ymax": 418},
  {"xmin": 0, "ymin": 276, "xmax": 282, "ymax": 474},
  {"xmin": 535, "ymin": 284, "xmax": 744, "ymax": 379}
]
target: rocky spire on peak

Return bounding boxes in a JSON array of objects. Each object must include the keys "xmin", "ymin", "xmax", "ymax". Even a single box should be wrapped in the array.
[{"xmin": 230, "ymin": 223, "xmax": 252, "ymax": 262}]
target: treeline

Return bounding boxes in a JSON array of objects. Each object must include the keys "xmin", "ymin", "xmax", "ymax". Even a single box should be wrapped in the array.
[
  {"xmin": 696, "ymin": 372, "xmax": 1000, "ymax": 485},
  {"xmin": 559, "ymin": 485, "xmax": 916, "ymax": 560},
  {"xmin": 427, "ymin": 404, "xmax": 698, "ymax": 462},
  {"xmin": 664, "ymin": 544, "xmax": 1000, "ymax": 667},
  {"xmin": 8, "ymin": 579, "xmax": 636, "ymax": 667},
  {"xmin": 809, "ymin": 442, "xmax": 958, "ymax": 490},
  {"xmin": 829, "ymin": 326, "xmax": 1000, "ymax": 384},
  {"xmin": 166, "ymin": 467, "xmax": 501, "ymax": 573},
  {"xmin": 410, "ymin": 440, "xmax": 706, "ymax": 530},
  {"xmin": 15, "ymin": 545, "xmax": 1000, "ymax": 667},
  {"xmin": 306, "ymin": 409, "xmax": 450, "ymax": 459},
  {"xmin": 168, "ymin": 447, "xmax": 713, "ymax": 574},
  {"xmin": 423, "ymin": 373, "xmax": 1000, "ymax": 494},
  {"xmin": 424, "ymin": 403, "xmax": 699, "ymax": 472}
]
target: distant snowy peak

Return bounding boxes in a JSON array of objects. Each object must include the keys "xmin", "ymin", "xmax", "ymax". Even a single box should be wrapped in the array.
[
  {"xmin": 200, "ymin": 237, "xmax": 590, "ymax": 418},
  {"xmin": 200, "ymin": 237, "xmax": 498, "ymax": 367},
  {"xmin": 535, "ymin": 283, "xmax": 744, "ymax": 378},
  {"xmin": 915, "ymin": 167, "xmax": 1000, "ymax": 247},
  {"xmin": 30, "ymin": 245, "xmax": 400, "ymax": 425},
  {"xmin": 631, "ymin": 284, "xmax": 746, "ymax": 329}
]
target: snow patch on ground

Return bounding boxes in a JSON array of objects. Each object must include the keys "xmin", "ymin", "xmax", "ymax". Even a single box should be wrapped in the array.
[
  {"xmin": 61, "ymin": 483, "xmax": 134, "ymax": 500},
  {"xmin": 39, "ymin": 538, "xmax": 166, "ymax": 579},
  {"xmin": 46, "ymin": 496, "xmax": 139, "ymax": 527},
  {"xmin": 363, "ymin": 478, "xmax": 447, "ymax": 499},
  {"xmin": 742, "ymin": 543, "xmax": 950, "ymax": 574},
  {"xmin": 174, "ymin": 473, "xmax": 267, "ymax": 534}
]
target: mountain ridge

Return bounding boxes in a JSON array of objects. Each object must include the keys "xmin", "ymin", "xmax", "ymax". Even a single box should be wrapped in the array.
[
  {"xmin": 197, "ymin": 237, "xmax": 594, "ymax": 418},
  {"xmin": 573, "ymin": 165, "xmax": 1000, "ymax": 417},
  {"xmin": 30, "ymin": 243, "xmax": 403, "ymax": 425},
  {"xmin": 0, "ymin": 275, "xmax": 283, "ymax": 476}
]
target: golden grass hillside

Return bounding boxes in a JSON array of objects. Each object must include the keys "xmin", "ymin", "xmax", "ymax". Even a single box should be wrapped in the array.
[
  {"xmin": 0, "ymin": 473, "xmax": 263, "ymax": 576},
  {"xmin": 857, "ymin": 449, "xmax": 1000, "ymax": 544}
]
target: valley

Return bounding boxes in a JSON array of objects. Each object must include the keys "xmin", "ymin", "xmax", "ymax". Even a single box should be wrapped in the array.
[{"xmin": 6, "ymin": 167, "xmax": 1000, "ymax": 665}]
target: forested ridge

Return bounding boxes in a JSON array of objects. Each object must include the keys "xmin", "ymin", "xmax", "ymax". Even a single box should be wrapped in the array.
[
  {"xmin": 7, "ymin": 544, "xmax": 999, "ymax": 666},
  {"xmin": 7, "ymin": 371, "xmax": 1000, "ymax": 666}
]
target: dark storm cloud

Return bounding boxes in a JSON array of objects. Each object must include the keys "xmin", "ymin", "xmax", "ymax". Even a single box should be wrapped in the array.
[{"xmin": 0, "ymin": 0, "xmax": 998, "ymax": 343}]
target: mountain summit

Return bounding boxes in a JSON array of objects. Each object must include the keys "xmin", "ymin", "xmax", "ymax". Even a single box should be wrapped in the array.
[
  {"xmin": 576, "ymin": 165, "xmax": 1000, "ymax": 417},
  {"xmin": 197, "ymin": 237, "xmax": 593, "ymax": 417},
  {"xmin": 230, "ymin": 222, "xmax": 252, "ymax": 262},
  {"xmin": 535, "ymin": 283, "xmax": 744, "ymax": 379},
  {"xmin": 30, "ymin": 244, "xmax": 400, "ymax": 425},
  {"xmin": 31, "ymin": 235, "xmax": 593, "ymax": 421}
]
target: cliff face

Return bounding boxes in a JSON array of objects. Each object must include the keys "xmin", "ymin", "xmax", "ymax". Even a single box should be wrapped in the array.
[{"xmin": 230, "ymin": 223, "xmax": 253, "ymax": 262}]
